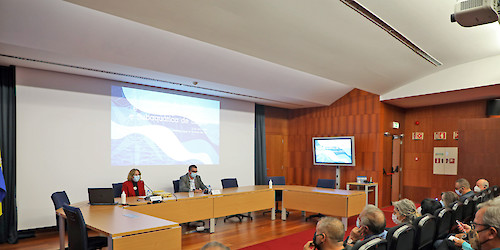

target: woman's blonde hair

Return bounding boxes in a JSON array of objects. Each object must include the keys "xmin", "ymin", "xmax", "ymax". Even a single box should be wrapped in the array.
[
  {"xmin": 393, "ymin": 198, "xmax": 419, "ymax": 224},
  {"xmin": 127, "ymin": 168, "xmax": 141, "ymax": 181}
]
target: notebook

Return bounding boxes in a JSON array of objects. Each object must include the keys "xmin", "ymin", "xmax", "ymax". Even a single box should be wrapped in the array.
[{"xmin": 88, "ymin": 188, "xmax": 117, "ymax": 205}]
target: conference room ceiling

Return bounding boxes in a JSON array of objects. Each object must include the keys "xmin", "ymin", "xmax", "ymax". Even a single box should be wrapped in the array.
[{"xmin": 1, "ymin": 0, "xmax": 499, "ymax": 108}]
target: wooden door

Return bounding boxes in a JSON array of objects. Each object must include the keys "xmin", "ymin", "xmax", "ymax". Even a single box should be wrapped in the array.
[
  {"xmin": 391, "ymin": 138, "xmax": 402, "ymax": 202},
  {"xmin": 266, "ymin": 134, "xmax": 285, "ymax": 177}
]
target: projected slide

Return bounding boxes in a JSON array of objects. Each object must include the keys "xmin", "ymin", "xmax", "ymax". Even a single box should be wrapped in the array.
[
  {"xmin": 314, "ymin": 139, "xmax": 353, "ymax": 164},
  {"xmin": 111, "ymin": 86, "xmax": 219, "ymax": 166}
]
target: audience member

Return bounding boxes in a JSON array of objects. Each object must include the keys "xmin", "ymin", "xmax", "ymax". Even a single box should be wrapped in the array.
[
  {"xmin": 122, "ymin": 168, "xmax": 146, "ymax": 197},
  {"xmin": 179, "ymin": 164, "xmax": 207, "ymax": 192},
  {"xmin": 441, "ymin": 191, "xmax": 459, "ymax": 208},
  {"xmin": 304, "ymin": 216, "xmax": 345, "ymax": 250},
  {"xmin": 392, "ymin": 198, "xmax": 419, "ymax": 225},
  {"xmin": 475, "ymin": 178, "xmax": 490, "ymax": 193},
  {"xmin": 455, "ymin": 178, "xmax": 475, "ymax": 202},
  {"xmin": 419, "ymin": 198, "xmax": 442, "ymax": 215},
  {"xmin": 452, "ymin": 198, "xmax": 500, "ymax": 250},
  {"xmin": 201, "ymin": 241, "xmax": 230, "ymax": 250},
  {"xmin": 344, "ymin": 205, "xmax": 387, "ymax": 248}
]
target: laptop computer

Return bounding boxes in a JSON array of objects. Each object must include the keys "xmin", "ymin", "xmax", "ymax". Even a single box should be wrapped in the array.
[{"xmin": 88, "ymin": 188, "xmax": 117, "ymax": 205}]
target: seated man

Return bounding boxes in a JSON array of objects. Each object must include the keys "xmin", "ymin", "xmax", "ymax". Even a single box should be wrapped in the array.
[
  {"xmin": 304, "ymin": 217, "xmax": 345, "ymax": 250},
  {"xmin": 179, "ymin": 164, "xmax": 207, "ymax": 193},
  {"xmin": 455, "ymin": 178, "xmax": 475, "ymax": 202},
  {"xmin": 344, "ymin": 204, "xmax": 387, "ymax": 248},
  {"xmin": 452, "ymin": 198, "xmax": 500, "ymax": 250},
  {"xmin": 474, "ymin": 178, "xmax": 490, "ymax": 193}
]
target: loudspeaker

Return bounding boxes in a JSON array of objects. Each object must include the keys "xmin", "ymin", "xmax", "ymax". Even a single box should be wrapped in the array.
[{"xmin": 486, "ymin": 99, "xmax": 500, "ymax": 117}]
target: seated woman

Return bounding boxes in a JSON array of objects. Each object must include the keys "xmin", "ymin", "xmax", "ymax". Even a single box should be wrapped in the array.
[
  {"xmin": 419, "ymin": 198, "xmax": 442, "ymax": 215},
  {"xmin": 122, "ymin": 168, "xmax": 146, "ymax": 197},
  {"xmin": 441, "ymin": 191, "xmax": 459, "ymax": 208},
  {"xmin": 392, "ymin": 198, "xmax": 420, "ymax": 225}
]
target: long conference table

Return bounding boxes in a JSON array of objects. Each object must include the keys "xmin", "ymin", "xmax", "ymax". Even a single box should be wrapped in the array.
[{"xmin": 58, "ymin": 185, "xmax": 366, "ymax": 249}]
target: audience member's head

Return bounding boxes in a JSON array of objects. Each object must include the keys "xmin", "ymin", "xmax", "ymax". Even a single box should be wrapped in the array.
[
  {"xmin": 455, "ymin": 178, "xmax": 471, "ymax": 196},
  {"xmin": 419, "ymin": 198, "xmax": 442, "ymax": 215},
  {"xmin": 475, "ymin": 179, "xmax": 490, "ymax": 193},
  {"xmin": 357, "ymin": 204, "xmax": 386, "ymax": 235},
  {"xmin": 305, "ymin": 217, "xmax": 345, "ymax": 250},
  {"xmin": 392, "ymin": 198, "xmax": 419, "ymax": 224},
  {"xmin": 441, "ymin": 191, "xmax": 459, "ymax": 208},
  {"xmin": 201, "ymin": 241, "xmax": 230, "ymax": 250},
  {"xmin": 469, "ymin": 199, "xmax": 500, "ymax": 250}
]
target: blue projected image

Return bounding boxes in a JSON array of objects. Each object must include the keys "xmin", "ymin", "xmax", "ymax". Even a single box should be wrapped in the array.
[
  {"xmin": 313, "ymin": 137, "xmax": 355, "ymax": 166},
  {"xmin": 111, "ymin": 86, "xmax": 220, "ymax": 166}
]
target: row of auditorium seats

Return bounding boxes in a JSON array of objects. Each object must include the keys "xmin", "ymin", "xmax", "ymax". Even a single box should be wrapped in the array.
[{"xmin": 351, "ymin": 185, "xmax": 499, "ymax": 250}]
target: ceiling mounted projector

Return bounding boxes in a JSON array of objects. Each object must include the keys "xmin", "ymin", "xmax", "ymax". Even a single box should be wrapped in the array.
[{"xmin": 451, "ymin": 0, "xmax": 499, "ymax": 27}]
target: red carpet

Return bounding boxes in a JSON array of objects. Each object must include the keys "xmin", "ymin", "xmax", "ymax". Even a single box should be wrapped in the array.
[{"xmin": 240, "ymin": 206, "xmax": 399, "ymax": 249}]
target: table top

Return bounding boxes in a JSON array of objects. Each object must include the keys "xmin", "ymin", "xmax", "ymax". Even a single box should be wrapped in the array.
[
  {"xmin": 57, "ymin": 202, "xmax": 178, "ymax": 237},
  {"xmin": 275, "ymin": 185, "xmax": 366, "ymax": 196},
  {"xmin": 346, "ymin": 182, "xmax": 378, "ymax": 186}
]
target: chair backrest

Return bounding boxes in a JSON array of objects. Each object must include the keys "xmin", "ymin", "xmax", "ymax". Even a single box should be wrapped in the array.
[
  {"xmin": 173, "ymin": 180, "xmax": 180, "ymax": 193},
  {"xmin": 413, "ymin": 214, "xmax": 437, "ymax": 250},
  {"xmin": 51, "ymin": 191, "xmax": 70, "ymax": 210},
  {"xmin": 491, "ymin": 185, "xmax": 499, "ymax": 198},
  {"xmin": 450, "ymin": 201, "xmax": 464, "ymax": 222},
  {"xmin": 386, "ymin": 224, "xmax": 415, "ymax": 250},
  {"xmin": 266, "ymin": 176, "xmax": 285, "ymax": 185},
  {"xmin": 316, "ymin": 179, "xmax": 336, "ymax": 189},
  {"xmin": 266, "ymin": 176, "xmax": 285, "ymax": 201},
  {"xmin": 352, "ymin": 237, "xmax": 387, "ymax": 250},
  {"xmin": 221, "ymin": 178, "xmax": 238, "ymax": 188},
  {"xmin": 433, "ymin": 207, "xmax": 452, "ymax": 240},
  {"xmin": 63, "ymin": 204, "xmax": 89, "ymax": 250},
  {"xmin": 112, "ymin": 183, "xmax": 123, "ymax": 198},
  {"xmin": 462, "ymin": 197, "xmax": 476, "ymax": 223}
]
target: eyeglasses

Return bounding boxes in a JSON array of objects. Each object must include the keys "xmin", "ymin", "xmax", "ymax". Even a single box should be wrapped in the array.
[{"xmin": 471, "ymin": 222, "xmax": 491, "ymax": 231}]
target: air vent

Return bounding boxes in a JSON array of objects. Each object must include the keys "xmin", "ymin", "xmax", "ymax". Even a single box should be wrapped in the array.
[
  {"xmin": 340, "ymin": 0, "xmax": 442, "ymax": 66},
  {"xmin": 0, "ymin": 53, "xmax": 301, "ymax": 107},
  {"xmin": 461, "ymin": 0, "xmax": 484, "ymax": 10}
]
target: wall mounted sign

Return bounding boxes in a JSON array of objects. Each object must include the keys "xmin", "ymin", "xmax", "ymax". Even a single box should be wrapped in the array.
[
  {"xmin": 434, "ymin": 131, "xmax": 446, "ymax": 140},
  {"xmin": 412, "ymin": 132, "xmax": 424, "ymax": 140},
  {"xmin": 433, "ymin": 147, "xmax": 458, "ymax": 175},
  {"xmin": 453, "ymin": 131, "xmax": 459, "ymax": 140}
]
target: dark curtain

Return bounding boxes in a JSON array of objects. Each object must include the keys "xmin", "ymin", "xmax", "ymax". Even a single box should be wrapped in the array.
[
  {"xmin": 0, "ymin": 65, "xmax": 18, "ymax": 244},
  {"xmin": 254, "ymin": 104, "xmax": 267, "ymax": 185}
]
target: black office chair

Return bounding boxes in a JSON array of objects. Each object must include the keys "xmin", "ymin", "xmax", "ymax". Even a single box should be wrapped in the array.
[
  {"xmin": 386, "ymin": 224, "xmax": 415, "ymax": 250},
  {"xmin": 221, "ymin": 178, "xmax": 252, "ymax": 222},
  {"xmin": 51, "ymin": 191, "xmax": 71, "ymax": 231},
  {"xmin": 173, "ymin": 180, "xmax": 180, "ymax": 193},
  {"xmin": 352, "ymin": 237, "xmax": 387, "ymax": 250},
  {"xmin": 263, "ymin": 176, "xmax": 289, "ymax": 217},
  {"xmin": 111, "ymin": 183, "xmax": 123, "ymax": 198},
  {"xmin": 62, "ymin": 204, "xmax": 108, "ymax": 250},
  {"xmin": 433, "ymin": 207, "xmax": 453, "ymax": 240},
  {"xmin": 305, "ymin": 179, "xmax": 336, "ymax": 221},
  {"xmin": 413, "ymin": 214, "xmax": 436, "ymax": 250},
  {"xmin": 462, "ymin": 197, "xmax": 476, "ymax": 224}
]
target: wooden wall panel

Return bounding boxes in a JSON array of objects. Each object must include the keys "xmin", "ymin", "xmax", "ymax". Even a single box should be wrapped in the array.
[
  {"xmin": 286, "ymin": 89, "xmax": 386, "ymax": 206},
  {"xmin": 402, "ymin": 100, "xmax": 487, "ymax": 202}
]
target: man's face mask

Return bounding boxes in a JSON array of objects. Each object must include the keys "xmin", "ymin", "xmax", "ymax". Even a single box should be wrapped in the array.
[{"xmin": 312, "ymin": 232, "xmax": 325, "ymax": 249}]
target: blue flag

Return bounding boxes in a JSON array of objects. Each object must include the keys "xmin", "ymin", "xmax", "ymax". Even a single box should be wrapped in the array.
[{"xmin": 0, "ymin": 166, "xmax": 5, "ymax": 202}]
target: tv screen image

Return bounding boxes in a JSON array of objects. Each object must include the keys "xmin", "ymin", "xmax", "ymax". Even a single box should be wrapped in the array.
[{"xmin": 312, "ymin": 136, "xmax": 355, "ymax": 166}]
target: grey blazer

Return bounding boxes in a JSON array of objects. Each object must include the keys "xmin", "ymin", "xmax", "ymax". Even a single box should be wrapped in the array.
[{"xmin": 179, "ymin": 173, "xmax": 207, "ymax": 192}]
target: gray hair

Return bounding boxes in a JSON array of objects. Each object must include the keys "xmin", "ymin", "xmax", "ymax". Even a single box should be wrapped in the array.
[
  {"xmin": 201, "ymin": 241, "xmax": 230, "ymax": 250},
  {"xmin": 318, "ymin": 216, "xmax": 345, "ymax": 242},
  {"xmin": 360, "ymin": 204, "xmax": 386, "ymax": 234},
  {"xmin": 477, "ymin": 198, "xmax": 500, "ymax": 236},
  {"xmin": 456, "ymin": 178, "xmax": 470, "ymax": 189},
  {"xmin": 393, "ymin": 198, "xmax": 419, "ymax": 224}
]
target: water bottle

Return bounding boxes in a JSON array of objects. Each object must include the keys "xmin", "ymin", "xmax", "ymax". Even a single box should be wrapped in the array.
[
  {"xmin": 208, "ymin": 185, "xmax": 212, "ymax": 194},
  {"xmin": 121, "ymin": 191, "xmax": 127, "ymax": 205},
  {"xmin": 269, "ymin": 179, "xmax": 273, "ymax": 189}
]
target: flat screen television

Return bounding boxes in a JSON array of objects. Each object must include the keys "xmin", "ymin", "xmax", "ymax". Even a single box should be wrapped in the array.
[{"xmin": 312, "ymin": 136, "xmax": 355, "ymax": 166}]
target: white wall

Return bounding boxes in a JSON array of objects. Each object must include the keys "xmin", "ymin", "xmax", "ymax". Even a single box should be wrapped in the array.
[{"xmin": 16, "ymin": 67, "xmax": 255, "ymax": 230}]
